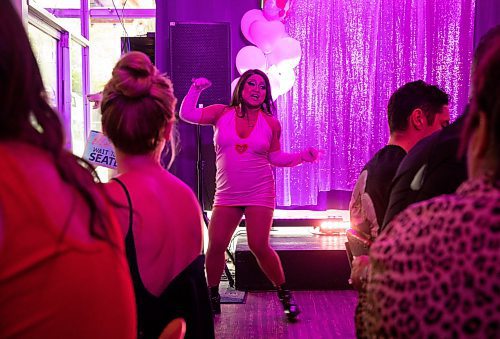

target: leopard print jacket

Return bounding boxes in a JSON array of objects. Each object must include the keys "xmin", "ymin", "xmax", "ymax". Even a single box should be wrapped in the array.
[{"xmin": 360, "ymin": 176, "xmax": 500, "ymax": 338}]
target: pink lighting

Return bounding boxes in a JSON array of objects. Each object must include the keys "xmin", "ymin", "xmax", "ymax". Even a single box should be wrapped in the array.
[{"xmin": 316, "ymin": 218, "xmax": 350, "ymax": 235}]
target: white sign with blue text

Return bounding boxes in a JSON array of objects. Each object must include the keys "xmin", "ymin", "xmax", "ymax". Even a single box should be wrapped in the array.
[{"xmin": 83, "ymin": 130, "xmax": 117, "ymax": 169}]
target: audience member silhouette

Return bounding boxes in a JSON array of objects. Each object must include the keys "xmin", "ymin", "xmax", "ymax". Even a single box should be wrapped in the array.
[
  {"xmin": 381, "ymin": 25, "xmax": 500, "ymax": 229},
  {"xmin": 0, "ymin": 2, "xmax": 136, "ymax": 338},
  {"xmin": 101, "ymin": 51, "xmax": 214, "ymax": 339},
  {"xmin": 348, "ymin": 80, "xmax": 450, "ymax": 257},
  {"xmin": 362, "ymin": 37, "xmax": 500, "ymax": 339}
]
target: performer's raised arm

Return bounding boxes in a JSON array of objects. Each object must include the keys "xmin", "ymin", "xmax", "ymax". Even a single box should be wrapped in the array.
[{"xmin": 179, "ymin": 77, "xmax": 226, "ymax": 125}]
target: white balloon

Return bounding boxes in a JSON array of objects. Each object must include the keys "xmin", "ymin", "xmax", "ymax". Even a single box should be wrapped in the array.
[
  {"xmin": 277, "ymin": 66, "xmax": 296, "ymax": 95},
  {"xmin": 240, "ymin": 9, "xmax": 266, "ymax": 45},
  {"xmin": 266, "ymin": 65, "xmax": 295, "ymax": 98},
  {"xmin": 231, "ymin": 77, "xmax": 240, "ymax": 97},
  {"xmin": 235, "ymin": 46, "xmax": 267, "ymax": 75},
  {"xmin": 265, "ymin": 65, "xmax": 281, "ymax": 100},
  {"xmin": 248, "ymin": 20, "xmax": 286, "ymax": 54},
  {"xmin": 267, "ymin": 37, "xmax": 302, "ymax": 70}
]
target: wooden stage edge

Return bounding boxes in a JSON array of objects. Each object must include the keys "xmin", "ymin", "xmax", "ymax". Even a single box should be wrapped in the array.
[{"xmin": 232, "ymin": 227, "xmax": 352, "ymax": 291}]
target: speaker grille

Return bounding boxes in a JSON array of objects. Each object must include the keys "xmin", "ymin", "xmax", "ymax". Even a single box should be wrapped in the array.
[
  {"xmin": 169, "ymin": 22, "xmax": 231, "ymax": 107},
  {"xmin": 169, "ymin": 23, "xmax": 231, "ymax": 210}
]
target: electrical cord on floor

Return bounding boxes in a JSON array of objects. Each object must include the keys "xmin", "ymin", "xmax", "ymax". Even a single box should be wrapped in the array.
[{"xmin": 227, "ymin": 229, "xmax": 247, "ymax": 256}]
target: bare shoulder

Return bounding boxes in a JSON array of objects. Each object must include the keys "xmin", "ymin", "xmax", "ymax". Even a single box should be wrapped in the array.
[
  {"xmin": 261, "ymin": 113, "xmax": 281, "ymax": 131},
  {"xmin": 159, "ymin": 173, "xmax": 204, "ymax": 234},
  {"xmin": 161, "ymin": 172, "xmax": 202, "ymax": 212},
  {"xmin": 103, "ymin": 179, "xmax": 127, "ymax": 205},
  {"xmin": 202, "ymin": 104, "xmax": 229, "ymax": 124}
]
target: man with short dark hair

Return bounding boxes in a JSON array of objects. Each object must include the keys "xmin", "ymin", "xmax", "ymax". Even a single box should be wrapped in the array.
[
  {"xmin": 347, "ymin": 80, "xmax": 450, "ymax": 339},
  {"xmin": 381, "ymin": 25, "xmax": 500, "ymax": 230},
  {"xmin": 347, "ymin": 80, "xmax": 450, "ymax": 257}
]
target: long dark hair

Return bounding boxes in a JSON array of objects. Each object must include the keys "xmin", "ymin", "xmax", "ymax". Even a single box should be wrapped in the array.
[
  {"xmin": 0, "ymin": 1, "xmax": 116, "ymax": 243},
  {"xmin": 230, "ymin": 69, "xmax": 276, "ymax": 117},
  {"xmin": 461, "ymin": 41, "xmax": 500, "ymax": 181}
]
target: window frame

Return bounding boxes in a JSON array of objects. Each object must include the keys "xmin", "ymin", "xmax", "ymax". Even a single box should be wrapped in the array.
[{"xmin": 28, "ymin": 2, "xmax": 90, "ymax": 151}]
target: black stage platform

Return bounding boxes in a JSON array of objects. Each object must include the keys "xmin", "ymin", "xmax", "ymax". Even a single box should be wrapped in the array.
[{"xmin": 233, "ymin": 228, "xmax": 352, "ymax": 291}]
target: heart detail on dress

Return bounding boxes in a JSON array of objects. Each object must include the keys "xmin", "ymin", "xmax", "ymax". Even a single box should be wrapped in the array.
[{"xmin": 235, "ymin": 144, "xmax": 248, "ymax": 154}]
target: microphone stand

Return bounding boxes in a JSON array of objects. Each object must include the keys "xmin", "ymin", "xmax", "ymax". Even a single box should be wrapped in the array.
[{"xmin": 196, "ymin": 121, "xmax": 235, "ymax": 288}]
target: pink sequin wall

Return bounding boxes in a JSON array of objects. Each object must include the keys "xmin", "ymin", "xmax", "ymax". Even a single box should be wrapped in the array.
[{"xmin": 275, "ymin": 0, "xmax": 476, "ymax": 206}]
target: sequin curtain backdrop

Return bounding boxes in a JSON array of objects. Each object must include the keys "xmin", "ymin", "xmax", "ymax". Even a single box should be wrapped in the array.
[{"xmin": 275, "ymin": 0, "xmax": 475, "ymax": 207}]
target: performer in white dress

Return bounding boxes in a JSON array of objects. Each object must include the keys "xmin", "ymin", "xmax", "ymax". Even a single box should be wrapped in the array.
[{"xmin": 180, "ymin": 69, "xmax": 319, "ymax": 321}]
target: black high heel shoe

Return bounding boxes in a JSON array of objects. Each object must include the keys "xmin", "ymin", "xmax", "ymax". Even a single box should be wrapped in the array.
[
  {"xmin": 277, "ymin": 286, "xmax": 300, "ymax": 321},
  {"xmin": 209, "ymin": 286, "xmax": 221, "ymax": 315}
]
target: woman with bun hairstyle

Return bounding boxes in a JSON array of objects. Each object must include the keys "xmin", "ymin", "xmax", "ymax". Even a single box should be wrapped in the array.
[{"xmin": 102, "ymin": 51, "xmax": 214, "ymax": 339}]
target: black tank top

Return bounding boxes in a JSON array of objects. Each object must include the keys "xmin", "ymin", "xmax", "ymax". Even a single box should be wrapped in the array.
[{"xmin": 112, "ymin": 178, "xmax": 215, "ymax": 339}]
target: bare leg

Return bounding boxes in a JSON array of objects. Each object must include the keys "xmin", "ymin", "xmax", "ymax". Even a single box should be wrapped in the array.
[
  {"xmin": 245, "ymin": 206, "xmax": 300, "ymax": 320},
  {"xmin": 244, "ymin": 206, "xmax": 285, "ymax": 286},
  {"xmin": 205, "ymin": 206, "xmax": 243, "ymax": 287}
]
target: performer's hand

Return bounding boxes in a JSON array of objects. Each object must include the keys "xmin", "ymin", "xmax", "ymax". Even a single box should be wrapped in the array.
[
  {"xmin": 301, "ymin": 147, "xmax": 321, "ymax": 162},
  {"xmin": 87, "ymin": 92, "xmax": 103, "ymax": 109},
  {"xmin": 191, "ymin": 77, "xmax": 212, "ymax": 91},
  {"xmin": 350, "ymin": 255, "xmax": 370, "ymax": 291}
]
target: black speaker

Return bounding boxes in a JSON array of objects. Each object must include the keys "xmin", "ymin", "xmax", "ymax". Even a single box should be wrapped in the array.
[
  {"xmin": 121, "ymin": 34, "xmax": 155, "ymax": 64},
  {"xmin": 168, "ymin": 22, "xmax": 231, "ymax": 210}
]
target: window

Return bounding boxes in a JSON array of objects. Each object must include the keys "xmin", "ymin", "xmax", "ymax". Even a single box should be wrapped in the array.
[
  {"xmin": 70, "ymin": 38, "xmax": 86, "ymax": 157},
  {"xmin": 89, "ymin": 17, "xmax": 155, "ymax": 89},
  {"xmin": 28, "ymin": 24, "xmax": 59, "ymax": 109},
  {"xmin": 32, "ymin": 0, "xmax": 81, "ymax": 9},
  {"xmin": 90, "ymin": 0, "xmax": 156, "ymax": 9},
  {"xmin": 30, "ymin": 1, "xmax": 157, "ymax": 181}
]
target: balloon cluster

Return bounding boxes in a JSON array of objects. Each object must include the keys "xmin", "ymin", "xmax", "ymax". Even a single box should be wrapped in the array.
[{"xmin": 234, "ymin": 1, "xmax": 301, "ymax": 101}]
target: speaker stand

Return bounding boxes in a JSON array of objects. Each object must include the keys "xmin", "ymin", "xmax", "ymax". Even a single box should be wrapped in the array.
[{"xmin": 196, "ymin": 124, "xmax": 235, "ymax": 288}]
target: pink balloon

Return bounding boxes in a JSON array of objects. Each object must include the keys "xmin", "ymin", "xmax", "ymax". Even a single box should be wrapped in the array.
[
  {"xmin": 276, "ymin": 0, "xmax": 289, "ymax": 11},
  {"xmin": 263, "ymin": 0, "xmax": 290, "ymax": 21},
  {"xmin": 240, "ymin": 9, "xmax": 265, "ymax": 44},
  {"xmin": 263, "ymin": 0, "xmax": 281, "ymax": 21},
  {"xmin": 249, "ymin": 20, "xmax": 286, "ymax": 54}
]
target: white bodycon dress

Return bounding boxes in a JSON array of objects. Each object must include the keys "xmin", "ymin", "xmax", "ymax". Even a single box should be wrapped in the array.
[{"xmin": 213, "ymin": 109, "xmax": 275, "ymax": 209}]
